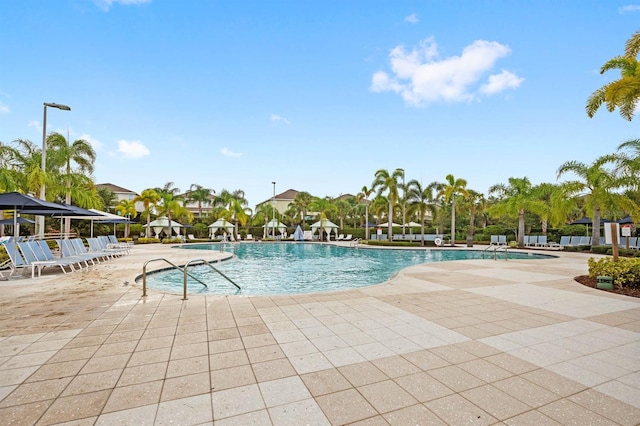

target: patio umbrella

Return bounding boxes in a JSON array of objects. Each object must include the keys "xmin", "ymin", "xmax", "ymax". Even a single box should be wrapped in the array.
[
  {"xmin": 0, "ymin": 192, "xmax": 76, "ymax": 238},
  {"xmin": 0, "ymin": 217, "xmax": 35, "ymax": 225}
]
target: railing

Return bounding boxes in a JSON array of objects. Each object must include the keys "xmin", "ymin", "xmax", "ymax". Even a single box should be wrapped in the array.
[
  {"xmin": 482, "ymin": 244, "xmax": 509, "ymax": 261},
  {"xmin": 141, "ymin": 257, "xmax": 241, "ymax": 300}
]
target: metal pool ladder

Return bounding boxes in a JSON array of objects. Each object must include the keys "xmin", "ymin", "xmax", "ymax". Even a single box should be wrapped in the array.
[
  {"xmin": 142, "ymin": 257, "xmax": 241, "ymax": 300},
  {"xmin": 483, "ymin": 245, "xmax": 509, "ymax": 261}
]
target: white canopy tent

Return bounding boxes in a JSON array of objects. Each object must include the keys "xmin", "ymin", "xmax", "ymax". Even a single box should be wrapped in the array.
[
  {"xmin": 208, "ymin": 219, "xmax": 235, "ymax": 238},
  {"xmin": 311, "ymin": 219, "xmax": 339, "ymax": 240},
  {"xmin": 263, "ymin": 219, "xmax": 287, "ymax": 238},
  {"xmin": 378, "ymin": 222, "xmax": 401, "ymax": 227},
  {"xmin": 148, "ymin": 216, "xmax": 183, "ymax": 238}
]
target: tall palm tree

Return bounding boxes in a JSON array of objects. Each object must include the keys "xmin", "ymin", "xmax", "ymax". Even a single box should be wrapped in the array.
[
  {"xmin": 308, "ymin": 197, "xmax": 337, "ymax": 241},
  {"xmin": 114, "ymin": 199, "xmax": 137, "ymax": 238},
  {"xmin": 357, "ymin": 185, "xmax": 374, "ymax": 240},
  {"xmin": 372, "ymin": 168, "xmax": 403, "ymax": 241},
  {"xmin": 154, "ymin": 182, "xmax": 183, "ymax": 238},
  {"xmin": 47, "ymin": 132, "xmax": 97, "ymax": 235},
  {"xmin": 435, "ymin": 174, "xmax": 469, "ymax": 246},
  {"xmin": 489, "ymin": 177, "xmax": 546, "ymax": 248},
  {"xmin": 534, "ymin": 182, "xmax": 578, "ymax": 235},
  {"xmin": 459, "ymin": 189, "xmax": 485, "ymax": 247},
  {"xmin": 187, "ymin": 184, "xmax": 214, "ymax": 217},
  {"xmin": 406, "ymin": 180, "xmax": 438, "ymax": 246},
  {"xmin": 557, "ymin": 157, "xmax": 637, "ymax": 246},
  {"xmin": 134, "ymin": 188, "xmax": 161, "ymax": 238},
  {"xmin": 0, "ymin": 142, "xmax": 18, "ymax": 235},
  {"xmin": 253, "ymin": 203, "xmax": 276, "ymax": 238},
  {"xmin": 11, "ymin": 139, "xmax": 45, "ymax": 196},
  {"xmin": 288, "ymin": 191, "xmax": 313, "ymax": 226},
  {"xmin": 586, "ymin": 30, "xmax": 640, "ymax": 121},
  {"xmin": 334, "ymin": 199, "xmax": 351, "ymax": 229}
]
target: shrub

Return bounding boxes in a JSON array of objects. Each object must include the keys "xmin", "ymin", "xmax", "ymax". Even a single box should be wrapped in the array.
[
  {"xmin": 591, "ymin": 246, "xmax": 609, "ymax": 255},
  {"xmin": 577, "ymin": 245, "xmax": 591, "ymax": 252},
  {"xmin": 137, "ymin": 237, "xmax": 161, "ymax": 244},
  {"xmin": 588, "ymin": 257, "xmax": 640, "ymax": 288},
  {"xmin": 162, "ymin": 238, "xmax": 183, "ymax": 244}
]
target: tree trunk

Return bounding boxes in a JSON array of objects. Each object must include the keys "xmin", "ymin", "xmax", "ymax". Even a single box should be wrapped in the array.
[
  {"xmin": 450, "ymin": 195, "xmax": 456, "ymax": 246},
  {"xmin": 541, "ymin": 219, "xmax": 548, "ymax": 235},
  {"xmin": 467, "ymin": 212, "xmax": 475, "ymax": 247},
  {"xmin": 592, "ymin": 208, "xmax": 601, "ymax": 246},
  {"xmin": 388, "ymin": 202, "xmax": 393, "ymax": 242},
  {"xmin": 518, "ymin": 209, "xmax": 525, "ymax": 248}
]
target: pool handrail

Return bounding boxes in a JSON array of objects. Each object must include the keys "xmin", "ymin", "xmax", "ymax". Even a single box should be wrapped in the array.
[{"xmin": 142, "ymin": 257, "xmax": 240, "ymax": 300}]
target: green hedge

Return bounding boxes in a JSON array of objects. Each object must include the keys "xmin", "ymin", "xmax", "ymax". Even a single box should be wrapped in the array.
[
  {"xmin": 137, "ymin": 237, "xmax": 161, "ymax": 244},
  {"xmin": 588, "ymin": 257, "xmax": 640, "ymax": 288}
]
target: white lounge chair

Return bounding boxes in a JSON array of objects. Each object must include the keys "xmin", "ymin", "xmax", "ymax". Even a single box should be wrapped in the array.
[
  {"xmin": 336, "ymin": 234, "xmax": 345, "ymax": 241},
  {"xmin": 343, "ymin": 234, "xmax": 353, "ymax": 241}
]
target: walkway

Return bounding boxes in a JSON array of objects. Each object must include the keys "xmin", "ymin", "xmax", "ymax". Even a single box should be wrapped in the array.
[{"xmin": 0, "ymin": 244, "xmax": 639, "ymax": 425}]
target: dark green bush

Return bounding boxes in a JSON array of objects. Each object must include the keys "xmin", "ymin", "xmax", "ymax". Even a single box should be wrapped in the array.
[
  {"xmin": 591, "ymin": 246, "xmax": 609, "ymax": 254},
  {"xmin": 563, "ymin": 246, "xmax": 578, "ymax": 252}
]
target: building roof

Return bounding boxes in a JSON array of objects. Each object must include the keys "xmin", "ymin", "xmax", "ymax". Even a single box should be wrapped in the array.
[
  {"xmin": 96, "ymin": 183, "xmax": 139, "ymax": 195},
  {"xmin": 256, "ymin": 189, "xmax": 300, "ymax": 206}
]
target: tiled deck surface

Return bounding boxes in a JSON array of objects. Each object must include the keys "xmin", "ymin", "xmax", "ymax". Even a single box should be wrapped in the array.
[{"xmin": 0, "ymin": 243, "xmax": 639, "ymax": 425}]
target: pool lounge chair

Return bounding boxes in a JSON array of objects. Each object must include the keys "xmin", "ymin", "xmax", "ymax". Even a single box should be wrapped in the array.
[
  {"xmin": 535, "ymin": 235, "xmax": 547, "ymax": 247},
  {"xmin": 336, "ymin": 234, "xmax": 345, "ymax": 241},
  {"xmin": 17, "ymin": 241, "xmax": 78, "ymax": 278},
  {"xmin": 1, "ymin": 240, "xmax": 34, "ymax": 277},
  {"xmin": 246, "ymin": 234, "xmax": 253, "ymax": 241},
  {"xmin": 344, "ymin": 234, "xmax": 353, "ymax": 241},
  {"xmin": 498, "ymin": 235, "xmax": 507, "ymax": 245},
  {"xmin": 490, "ymin": 235, "xmax": 499, "ymax": 246},
  {"xmin": 559, "ymin": 236, "xmax": 570, "ymax": 247}
]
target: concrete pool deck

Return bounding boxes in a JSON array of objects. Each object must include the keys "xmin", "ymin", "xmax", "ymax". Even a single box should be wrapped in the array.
[{"xmin": 0, "ymin": 243, "xmax": 639, "ymax": 425}]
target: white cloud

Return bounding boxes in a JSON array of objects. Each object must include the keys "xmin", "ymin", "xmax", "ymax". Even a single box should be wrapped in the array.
[
  {"xmin": 28, "ymin": 120, "xmax": 40, "ymax": 132},
  {"xmin": 479, "ymin": 70, "xmax": 524, "ymax": 95},
  {"xmin": 371, "ymin": 37, "xmax": 522, "ymax": 106},
  {"xmin": 94, "ymin": 0, "xmax": 151, "ymax": 11},
  {"xmin": 0, "ymin": 102, "xmax": 9, "ymax": 113},
  {"xmin": 404, "ymin": 13, "xmax": 419, "ymax": 24},
  {"xmin": 270, "ymin": 114, "xmax": 291, "ymax": 124},
  {"xmin": 221, "ymin": 147, "xmax": 242, "ymax": 158},
  {"xmin": 619, "ymin": 5, "xmax": 640, "ymax": 13},
  {"xmin": 117, "ymin": 139, "xmax": 150, "ymax": 159},
  {"xmin": 79, "ymin": 133, "xmax": 104, "ymax": 151}
]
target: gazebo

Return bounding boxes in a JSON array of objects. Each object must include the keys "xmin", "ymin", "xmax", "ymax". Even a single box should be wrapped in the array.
[
  {"xmin": 311, "ymin": 219, "xmax": 339, "ymax": 240},
  {"xmin": 263, "ymin": 219, "xmax": 287, "ymax": 238},
  {"xmin": 208, "ymin": 219, "xmax": 235, "ymax": 238},
  {"xmin": 148, "ymin": 216, "xmax": 183, "ymax": 238}
]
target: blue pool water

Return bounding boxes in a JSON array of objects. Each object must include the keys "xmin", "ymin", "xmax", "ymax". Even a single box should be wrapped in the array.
[{"xmin": 142, "ymin": 243, "xmax": 553, "ymax": 296}]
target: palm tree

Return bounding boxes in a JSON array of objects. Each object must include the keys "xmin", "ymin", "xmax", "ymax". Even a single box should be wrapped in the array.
[
  {"xmin": 47, "ymin": 132, "xmax": 97, "ymax": 235},
  {"xmin": 357, "ymin": 185, "xmax": 374, "ymax": 240},
  {"xmin": 253, "ymin": 203, "xmax": 276, "ymax": 238},
  {"xmin": 459, "ymin": 189, "xmax": 485, "ymax": 247},
  {"xmin": 288, "ymin": 191, "xmax": 313, "ymax": 226},
  {"xmin": 406, "ymin": 180, "xmax": 438, "ymax": 246},
  {"xmin": 489, "ymin": 177, "xmax": 547, "ymax": 248},
  {"xmin": 214, "ymin": 189, "xmax": 248, "ymax": 238},
  {"xmin": 11, "ymin": 139, "xmax": 45, "ymax": 196},
  {"xmin": 134, "ymin": 188, "xmax": 161, "ymax": 238},
  {"xmin": 187, "ymin": 184, "xmax": 214, "ymax": 217},
  {"xmin": 372, "ymin": 168, "xmax": 403, "ymax": 241},
  {"xmin": 435, "ymin": 174, "xmax": 469, "ymax": 246},
  {"xmin": 586, "ymin": 30, "xmax": 640, "ymax": 121},
  {"xmin": 334, "ymin": 199, "xmax": 351, "ymax": 229},
  {"xmin": 534, "ymin": 182, "xmax": 578, "ymax": 235},
  {"xmin": 114, "ymin": 199, "xmax": 137, "ymax": 238},
  {"xmin": 557, "ymin": 157, "xmax": 637, "ymax": 246},
  {"xmin": 154, "ymin": 182, "xmax": 184, "ymax": 238},
  {"xmin": 308, "ymin": 197, "xmax": 337, "ymax": 241},
  {"xmin": 0, "ymin": 141, "xmax": 18, "ymax": 193}
]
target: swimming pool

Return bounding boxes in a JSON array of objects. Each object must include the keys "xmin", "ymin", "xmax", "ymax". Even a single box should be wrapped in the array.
[{"xmin": 141, "ymin": 243, "xmax": 554, "ymax": 296}]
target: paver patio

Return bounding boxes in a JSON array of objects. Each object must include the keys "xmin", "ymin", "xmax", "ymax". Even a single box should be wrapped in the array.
[{"xmin": 0, "ymin": 243, "xmax": 639, "ymax": 425}]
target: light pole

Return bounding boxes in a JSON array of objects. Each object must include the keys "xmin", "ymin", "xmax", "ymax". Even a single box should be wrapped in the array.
[
  {"xmin": 271, "ymin": 181, "xmax": 276, "ymax": 239},
  {"xmin": 39, "ymin": 102, "xmax": 71, "ymax": 238},
  {"xmin": 399, "ymin": 168, "xmax": 405, "ymax": 238}
]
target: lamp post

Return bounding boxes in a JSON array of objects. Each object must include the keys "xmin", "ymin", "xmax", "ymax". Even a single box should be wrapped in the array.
[
  {"xmin": 399, "ymin": 168, "xmax": 405, "ymax": 238},
  {"xmin": 271, "ymin": 181, "xmax": 276, "ymax": 239},
  {"xmin": 39, "ymin": 102, "xmax": 71, "ymax": 238}
]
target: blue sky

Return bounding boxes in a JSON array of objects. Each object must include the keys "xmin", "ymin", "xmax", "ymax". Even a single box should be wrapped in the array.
[{"xmin": 1, "ymin": 1, "xmax": 639, "ymax": 209}]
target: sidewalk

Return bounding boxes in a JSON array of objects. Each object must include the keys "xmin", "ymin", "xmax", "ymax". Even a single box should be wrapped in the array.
[{"xmin": 0, "ymin": 244, "xmax": 639, "ymax": 425}]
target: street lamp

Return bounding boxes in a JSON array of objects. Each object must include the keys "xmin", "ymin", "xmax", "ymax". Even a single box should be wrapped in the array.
[
  {"xmin": 398, "ymin": 168, "xmax": 405, "ymax": 237},
  {"xmin": 272, "ymin": 181, "xmax": 276, "ymax": 239},
  {"xmin": 39, "ymin": 102, "xmax": 71, "ymax": 238}
]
